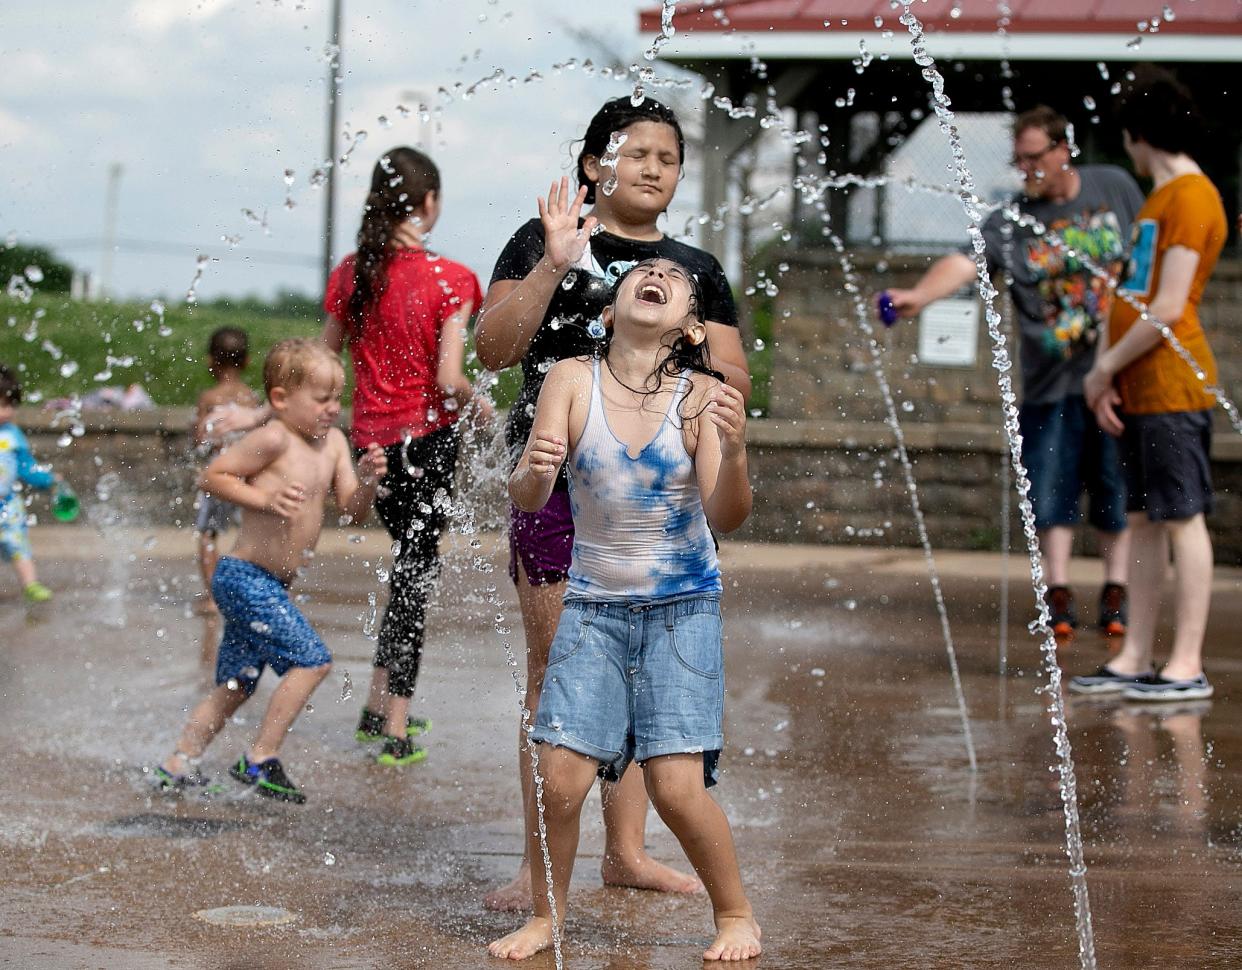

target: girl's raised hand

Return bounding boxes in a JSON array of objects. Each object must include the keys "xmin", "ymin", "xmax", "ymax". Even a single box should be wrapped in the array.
[
  {"xmin": 527, "ymin": 431, "xmax": 567, "ymax": 480},
  {"xmin": 537, "ymin": 177, "xmax": 599, "ymax": 272},
  {"xmin": 706, "ymin": 383, "xmax": 747, "ymax": 459}
]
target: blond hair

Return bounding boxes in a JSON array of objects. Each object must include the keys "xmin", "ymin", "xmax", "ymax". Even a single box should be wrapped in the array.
[{"xmin": 263, "ymin": 338, "xmax": 343, "ymax": 397}]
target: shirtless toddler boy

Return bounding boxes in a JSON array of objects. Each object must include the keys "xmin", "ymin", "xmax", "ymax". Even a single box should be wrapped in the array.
[{"xmin": 153, "ymin": 338, "xmax": 386, "ymax": 803}]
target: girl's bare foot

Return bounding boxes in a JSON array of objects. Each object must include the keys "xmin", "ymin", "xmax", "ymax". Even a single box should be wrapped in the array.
[
  {"xmin": 483, "ymin": 862, "xmax": 533, "ymax": 911},
  {"xmin": 704, "ymin": 914, "xmax": 762, "ymax": 962},
  {"xmin": 601, "ymin": 851, "xmax": 704, "ymax": 894},
  {"xmin": 487, "ymin": 916, "xmax": 556, "ymax": 960}
]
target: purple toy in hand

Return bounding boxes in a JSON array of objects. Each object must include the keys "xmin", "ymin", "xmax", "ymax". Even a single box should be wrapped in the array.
[{"xmin": 876, "ymin": 291, "xmax": 898, "ymax": 327}]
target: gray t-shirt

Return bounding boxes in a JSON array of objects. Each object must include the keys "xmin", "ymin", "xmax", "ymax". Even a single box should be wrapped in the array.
[{"xmin": 978, "ymin": 165, "xmax": 1144, "ymax": 404}]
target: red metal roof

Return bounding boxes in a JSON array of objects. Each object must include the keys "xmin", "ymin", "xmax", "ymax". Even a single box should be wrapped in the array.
[{"xmin": 639, "ymin": 0, "xmax": 1242, "ymax": 37}]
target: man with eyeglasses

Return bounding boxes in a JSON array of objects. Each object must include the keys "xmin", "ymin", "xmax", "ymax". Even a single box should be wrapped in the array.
[{"xmin": 887, "ymin": 106, "xmax": 1144, "ymax": 642}]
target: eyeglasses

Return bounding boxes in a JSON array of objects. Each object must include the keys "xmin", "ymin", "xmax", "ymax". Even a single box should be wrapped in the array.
[{"xmin": 1011, "ymin": 140, "xmax": 1063, "ymax": 168}]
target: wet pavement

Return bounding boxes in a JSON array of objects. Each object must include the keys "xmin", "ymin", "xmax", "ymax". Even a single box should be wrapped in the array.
[{"xmin": 2, "ymin": 527, "xmax": 1240, "ymax": 968}]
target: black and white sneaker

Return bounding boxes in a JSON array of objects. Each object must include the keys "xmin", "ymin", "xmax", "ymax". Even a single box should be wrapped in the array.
[
  {"xmin": 1122, "ymin": 673, "xmax": 1214, "ymax": 702},
  {"xmin": 1067, "ymin": 666, "xmax": 1153, "ymax": 695}
]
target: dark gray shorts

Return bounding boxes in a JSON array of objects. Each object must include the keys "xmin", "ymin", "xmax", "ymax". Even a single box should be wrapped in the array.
[
  {"xmin": 195, "ymin": 491, "xmax": 240, "ymax": 535},
  {"xmin": 1120, "ymin": 409, "xmax": 1213, "ymax": 521}
]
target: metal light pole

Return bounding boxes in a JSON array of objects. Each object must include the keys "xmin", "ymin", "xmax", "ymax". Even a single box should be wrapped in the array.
[
  {"xmin": 321, "ymin": 0, "xmax": 343, "ymax": 296},
  {"xmin": 100, "ymin": 162, "xmax": 123, "ymax": 299}
]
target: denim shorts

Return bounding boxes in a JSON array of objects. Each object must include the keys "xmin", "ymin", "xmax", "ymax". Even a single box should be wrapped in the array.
[
  {"xmin": 509, "ymin": 489, "xmax": 574, "ymax": 586},
  {"xmin": 1120, "ymin": 409, "xmax": 1214, "ymax": 521},
  {"xmin": 531, "ymin": 594, "xmax": 724, "ymax": 787},
  {"xmin": 1018, "ymin": 395, "xmax": 1127, "ymax": 532},
  {"xmin": 213, "ymin": 557, "xmax": 332, "ymax": 696}
]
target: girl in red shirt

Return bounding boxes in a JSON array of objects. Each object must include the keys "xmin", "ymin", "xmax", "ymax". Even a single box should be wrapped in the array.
[{"xmin": 324, "ymin": 147, "xmax": 486, "ymax": 766}]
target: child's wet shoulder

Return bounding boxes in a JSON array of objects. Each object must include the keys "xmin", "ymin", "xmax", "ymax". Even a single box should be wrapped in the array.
[{"xmin": 546, "ymin": 356, "xmax": 593, "ymax": 384}]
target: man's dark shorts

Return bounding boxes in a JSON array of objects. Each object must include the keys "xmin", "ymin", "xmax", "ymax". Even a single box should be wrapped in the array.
[
  {"xmin": 1018, "ymin": 395, "xmax": 1127, "ymax": 533},
  {"xmin": 509, "ymin": 489, "xmax": 574, "ymax": 586},
  {"xmin": 1120, "ymin": 409, "xmax": 1213, "ymax": 521}
]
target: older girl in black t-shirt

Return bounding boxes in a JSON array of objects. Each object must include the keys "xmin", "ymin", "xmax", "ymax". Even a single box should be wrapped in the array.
[{"xmin": 475, "ymin": 96, "xmax": 748, "ymax": 911}]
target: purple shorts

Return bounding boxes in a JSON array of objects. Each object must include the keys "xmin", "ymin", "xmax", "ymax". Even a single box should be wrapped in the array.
[{"xmin": 509, "ymin": 489, "xmax": 574, "ymax": 586}]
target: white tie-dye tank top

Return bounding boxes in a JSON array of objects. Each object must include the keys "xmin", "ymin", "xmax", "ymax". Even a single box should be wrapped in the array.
[{"xmin": 565, "ymin": 358, "xmax": 721, "ymax": 601}]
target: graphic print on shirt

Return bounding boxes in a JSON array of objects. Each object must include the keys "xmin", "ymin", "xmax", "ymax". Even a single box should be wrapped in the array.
[
  {"xmin": 1118, "ymin": 219, "xmax": 1158, "ymax": 297},
  {"xmin": 1023, "ymin": 208, "xmax": 1126, "ymax": 359}
]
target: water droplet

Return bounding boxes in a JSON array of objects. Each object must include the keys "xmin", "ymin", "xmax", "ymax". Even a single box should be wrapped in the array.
[
  {"xmin": 340, "ymin": 670, "xmax": 353, "ymax": 702},
  {"xmin": 323, "ymin": 852, "xmax": 335, "ymax": 865}
]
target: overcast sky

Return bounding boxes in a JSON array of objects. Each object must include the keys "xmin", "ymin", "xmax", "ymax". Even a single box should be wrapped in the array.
[{"xmin": 3, "ymin": 0, "xmax": 707, "ymax": 302}]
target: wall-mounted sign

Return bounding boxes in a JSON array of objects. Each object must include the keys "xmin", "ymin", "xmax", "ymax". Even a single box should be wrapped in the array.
[{"xmin": 918, "ymin": 298, "xmax": 979, "ymax": 367}]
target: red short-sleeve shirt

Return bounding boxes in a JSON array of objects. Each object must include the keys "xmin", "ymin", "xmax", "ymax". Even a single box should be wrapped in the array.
[{"xmin": 325, "ymin": 250, "xmax": 482, "ymax": 447}]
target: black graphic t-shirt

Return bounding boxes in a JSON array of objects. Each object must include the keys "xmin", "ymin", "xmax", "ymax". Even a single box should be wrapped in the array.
[
  {"xmin": 491, "ymin": 218, "xmax": 738, "ymax": 484},
  {"xmin": 976, "ymin": 165, "xmax": 1144, "ymax": 404}
]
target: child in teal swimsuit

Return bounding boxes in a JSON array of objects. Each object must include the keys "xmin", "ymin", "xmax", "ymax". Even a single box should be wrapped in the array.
[{"xmin": 0, "ymin": 364, "xmax": 57, "ymax": 602}]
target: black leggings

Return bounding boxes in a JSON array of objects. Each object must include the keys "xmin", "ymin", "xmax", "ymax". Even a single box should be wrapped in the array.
[{"xmin": 360, "ymin": 423, "xmax": 459, "ymax": 698}]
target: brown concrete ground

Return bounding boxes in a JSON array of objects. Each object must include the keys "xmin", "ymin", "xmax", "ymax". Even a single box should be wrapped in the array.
[{"xmin": 1, "ymin": 527, "xmax": 1240, "ymax": 969}]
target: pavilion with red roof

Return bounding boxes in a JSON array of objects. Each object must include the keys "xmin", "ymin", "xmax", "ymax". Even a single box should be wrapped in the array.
[{"xmin": 639, "ymin": 0, "xmax": 1242, "ymax": 258}]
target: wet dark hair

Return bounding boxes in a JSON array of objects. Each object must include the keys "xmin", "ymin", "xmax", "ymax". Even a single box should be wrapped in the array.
[
  {"xmin": 0, "ymin": 363, "xmax": 21, "ymax": 406},
  {"xmin": 576, "ymin": 97, "xmax": 686, "ymax": 205},
  {"xmin": 207, "ymin": 326, "xmax": 249, "ymax": 370},
  {"xmin": 1116, "ymin": 65, "xmax": 1203, "ymax": 157},
  {"xmin": 598, "ymin": 259, "xmax": 723, "ymax": 423},
  {"xmin": 347, "ymin": 147, "xmax": 441, "ymax": 330}
]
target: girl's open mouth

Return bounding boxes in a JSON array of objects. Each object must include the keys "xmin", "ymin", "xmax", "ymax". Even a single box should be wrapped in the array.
[{"xmin": 636, "ymin": 282, "xmax": 668, "ymax": 305}]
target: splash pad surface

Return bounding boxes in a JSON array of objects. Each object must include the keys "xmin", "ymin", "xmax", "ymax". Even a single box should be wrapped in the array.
[{"xmin": 2, "ymin": 527, "xmax": 1241, "ymax": 968}]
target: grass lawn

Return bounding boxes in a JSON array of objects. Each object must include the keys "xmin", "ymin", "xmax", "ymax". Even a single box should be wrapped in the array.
[
  {"xmin": 1, "ymin": 294, "xmax": 321, "ymax": 408},
  {"xmin": 1, "ymin": 293, "xmax": 765, "ymax": 413}
]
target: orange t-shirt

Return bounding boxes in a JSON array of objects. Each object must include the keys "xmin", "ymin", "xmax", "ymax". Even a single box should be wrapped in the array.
[{"xmin": 1110, "ymin": 173, "xmax": 1226, "ymax": 415}]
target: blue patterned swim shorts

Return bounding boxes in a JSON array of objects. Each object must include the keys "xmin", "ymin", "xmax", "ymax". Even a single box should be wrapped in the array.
[{"xmin": 212, "ymin": 556, "xmax": 331, "ymax": 695}]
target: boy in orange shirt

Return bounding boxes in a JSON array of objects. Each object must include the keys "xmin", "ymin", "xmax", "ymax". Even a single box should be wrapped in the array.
[{"xmin": 1074, "ymin": 68, "xmax": 1226, "ymax": 702}]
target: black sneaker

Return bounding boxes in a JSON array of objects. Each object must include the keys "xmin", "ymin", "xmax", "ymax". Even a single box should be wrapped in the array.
[
  {"xmin": 356, "ymin": 708, "xmax": 432, "ymax": 742},
  {"xmin": 404, "ymin": 716, "xmax": 432, "ymax": 738},
  {"xmin": 1067, "ymin": 665, "xmax": 1153, "ymax": 695},
  {"xmin": 355, "ymin": 708, "xmax": 385, "ymax": 742},
  {"xmin": 376, "ymin": 735, "xmax": 427, "ymax": 767},
  {"xmin": 1045, "ymin": 585, "xmax": 1077, "ymax": 638},
  {"xmin": 1098, "ymin": 583, "xmax": 1127, "ymax": 637},
  {"xmin": 229, "ymin": 755, "xmax": 307, "ymax": 804},
  {"xmin": 149, "ymin": 765, "xmax": 220, "ymax": 794}
]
